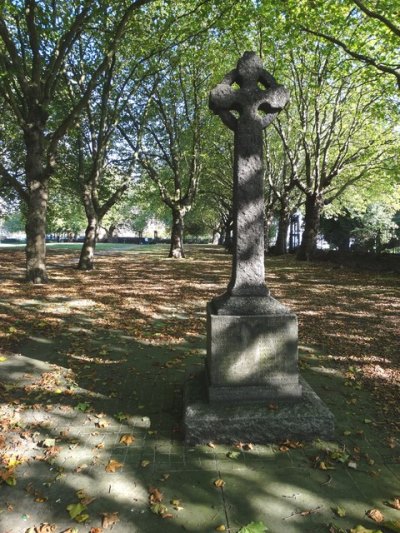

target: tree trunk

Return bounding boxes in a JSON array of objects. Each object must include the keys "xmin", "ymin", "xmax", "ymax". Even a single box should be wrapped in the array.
[
  {"xmin": 24, "ymin": 130, "xmax": 49, "ymax": 284},
  {"xmin": 297, "ymin": 193, "xmax": 324, "ymax": 261},
  {"xmin": 212, "ymin": 229, "xmax": 221, "ymax": 245},
  {"xmin": 25, "ymin": 182, "xmax": 49, "ymax": 283},
  {"xmin": 78, "ymin": 215, "xmax": 99, "ymax": 270},
  {"xmin": 275, "ymin": 207, "xmax": 290, "ymax": 255},
  {"xmin": 169, "ymin": 208, "xmax": 185, "ymax": 258},
  {"xmin": 264, "ymin": 209, "xmax": 274, "ymax": 251}
]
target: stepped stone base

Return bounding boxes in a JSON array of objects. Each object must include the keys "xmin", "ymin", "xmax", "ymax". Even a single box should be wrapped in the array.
[{"xmin": 184, "ymin": 370, "xmax": 335, "ymax": 445}]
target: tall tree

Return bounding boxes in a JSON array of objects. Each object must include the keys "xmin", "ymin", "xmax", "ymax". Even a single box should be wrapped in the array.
[
  {"xmin": 264, "ymin": 120, "xmax": 303, "ymax": 254},
  {"xmin": 120, "ymin": 49, "xmax": 211, "ymax": 258},
  {"xmin": 0, "ymin": 0, "xmax": 151, "ymax": 282},
  {"xmin": 273, "ymin": 39, "xmax": 394, "ymax": 260}
]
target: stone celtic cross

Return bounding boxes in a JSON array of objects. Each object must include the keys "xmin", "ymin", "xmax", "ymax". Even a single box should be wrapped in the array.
[{"xmin": 210, "ymin": 52, "xmax": 289, "ymax": 299}]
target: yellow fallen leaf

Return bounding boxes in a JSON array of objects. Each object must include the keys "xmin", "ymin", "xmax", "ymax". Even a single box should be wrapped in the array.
[
  {"xmin": 105, "ymin": 459, "xmax": 123, "ymax": 473},
  {"xmin": 367, "ymin": 508, "xmax": 384, "ymax": 523},
  {"xmin": 214, "ymin": 479, "xmax": 225, "ymax": 488},
  {"xmin": 141, "ymin": 459, "xmax": 151, "ymax": 468},
  {"xmin": 215, "ymin": 525, "xmax": 226, "ymax": 532},
  {"xmin": 387, "ymin": 498, "xmax": 400, "ymax": 510},
  {"xmin": 101, "ymin": 511, "xmax": 120, "ymax": 529},
  {"xmin": 119, "ymin": 434, "xmax": 135, "ymax": 446}
]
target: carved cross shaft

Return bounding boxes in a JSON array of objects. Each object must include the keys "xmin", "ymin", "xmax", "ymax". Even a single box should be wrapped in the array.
[{"xmin": 210, "ymin": 52, "xmax": 289, "ymax": 297}]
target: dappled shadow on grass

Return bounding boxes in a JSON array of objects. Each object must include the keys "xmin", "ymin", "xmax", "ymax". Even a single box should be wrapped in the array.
[{"xmin": 0, "ymin": 245, "xmax": 399, "ymax": 531}]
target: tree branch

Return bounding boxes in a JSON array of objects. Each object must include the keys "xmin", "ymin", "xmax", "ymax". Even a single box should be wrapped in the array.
[
  {"xmin": 301, "ymin": 26, "xmax": 400, "ymax": 89},
  {"xmin": 352, "ymin": 0, "xmax": 400, "ymax": 38},
  {"xmin": 0, "ymin": 162, "xmax": 29, "ymax": 202}
]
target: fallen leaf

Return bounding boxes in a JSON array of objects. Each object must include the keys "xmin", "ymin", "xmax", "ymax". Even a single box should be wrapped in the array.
[
  {"xmin": 66, "ymin": 502, "xmax": 88, "ymax": 522},
  {"xmin": 350, "ymin": 526, "xmax": 383, "ymax": 533},
  {"xmin": 207, "ymin": 441, "xmax": 216, "ymax": 448},
  {"xmin": 367, "ymin": 509, "xmax": 385, "ymax": 523},
  {"xmin": 26, "ymin": 525, "xmax": 56, "ymax": 533},
  {"xmin": 150, "ymin": 502, "xmax": 169, "ymax": 516},
  {"xmin": 75, "ymin": 402, "xmax": 91, "ymax": 412},
  {"xmin": 238, "ymin": 521, "xmax": 268, "ymax": 533},
  {"xmin": 140, "ymin": 459, "xmax": 151, "ymax": 468},
  {"xmin": 105, "ymin": 459, "xmax": 123, "ymax": 473},
  {"xmin": 34, "ymin": 496, "xmax": 48, "ymax": 503},
  {"xmin": 148, "ymin": 487, "xmax": 163, "ymax": 503},
  {"xmin": 386, "ymin": 498, "xmax": 400, "ymax": 510},
  {"xmin": 101, "ymin": 512, "xmax": 120, "ymax": 529},
  {"xmin": 214, "ymin": 479, "xmax": 225, "ymax": 488},
  {"xmin": 226, "ymin": 451, "xmax": 240, "ymax": 460},
  {"xmin": 215, "ymin": 526, "xmax": 226, "ymax": 532},
  {"xmin": 119, "ymin": 434, "xmax": 135, "ymax": 446},
  {"xmin": 334, "ymin": 506, "xmax": 346, "ymax": 517}
]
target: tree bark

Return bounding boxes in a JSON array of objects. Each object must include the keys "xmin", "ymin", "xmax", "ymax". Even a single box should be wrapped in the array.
[
  {"xmin": 275, "ymin": 205, "xmax": 290, "ymax": 255},
  {"xmin": 24, "ymin": 129, "xmax": 50, "ymax": 284},
  {"xmin": 78, "ymin": 214, "xmax": 99, "ymax": 270},
  {"xmin": 169, "ymin": 208, "xmax": 185, "ymax": 258},
  {"xmin": 297, "ymin": 193, "xmax": 324, "ymax": 260},
  {"xmin": 264, "ymin": 210, "xmax": 274, "ymax": 251}
]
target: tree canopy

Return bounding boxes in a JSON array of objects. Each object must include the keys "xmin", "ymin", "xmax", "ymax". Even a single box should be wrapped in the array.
[{"xmin": 1, "ymin": 0, "xmax": 399, "ymax": 279}]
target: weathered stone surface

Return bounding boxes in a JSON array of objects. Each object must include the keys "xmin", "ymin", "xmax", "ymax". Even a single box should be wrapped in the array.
[
  {"xmin": 206, "ymin": 298, "xmax": 302, "ymax": 401},
  {"xmin": 184, "ymin": 370, "xmax": 335, "ymax": 445},
  {"xmin": 209, "ymin": 51, "xmax": 289, "ymax": 298}
]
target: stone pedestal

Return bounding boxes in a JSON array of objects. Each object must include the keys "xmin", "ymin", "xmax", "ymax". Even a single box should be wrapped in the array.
[
  {"xmin": 184, "ymin": 294, "xmax": 335, "ymax": 444},
  {"xmin": 206, "ymin": 296, "xmax": 302, "ymax": 401}
]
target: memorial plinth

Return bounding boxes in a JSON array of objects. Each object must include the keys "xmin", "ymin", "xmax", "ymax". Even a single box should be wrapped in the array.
[{"xmin": 184, "ymin": 52, "xmax": 334, "ymax": 444}]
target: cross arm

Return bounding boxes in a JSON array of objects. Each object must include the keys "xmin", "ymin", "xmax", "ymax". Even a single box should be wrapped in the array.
[{"xmin": 209, "ymin": 69, "xmax": 239, "ymax": 130}]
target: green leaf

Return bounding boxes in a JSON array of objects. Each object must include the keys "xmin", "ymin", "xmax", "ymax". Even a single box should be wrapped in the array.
[
  {"xmin": 238, "ymin": 522, "xmax": 268, "ymax": 533},
  {"xmin": 226, "ymin": 451, "xmax": 240, "ymax": 459},
  {"xmin": 349, "ymin": 526, "xmax": 383, "ymax": 533},
  {"xmin": 75, "ymin": 512, "xmax": 90, "ymax": 523},
  {"xmin": 5, "ymin": 476, "xmax": 16, "ymax": 486},
  {"xmin": 150, "ymin": 503, "xmax": 169, "ymax": 516},
  {"xmin": 67, "ymin": 502, "xmax": 87, "ymax": 519},
  {"xmin": 75, "ymin": 402, "xmax": 90, "ymax": 412},
  {"xmin": 114, "ymin": 412, "xmax": 128, "ymax": 422},
  {"xmin": 334, "ymin": 506, "xmax": 346, "ymax": 517}
]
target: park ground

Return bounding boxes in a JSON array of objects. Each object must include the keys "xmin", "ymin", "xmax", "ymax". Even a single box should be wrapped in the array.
[{"xmin": 0, "ymin": 244, "xmax": 399, "ymax": 533}]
